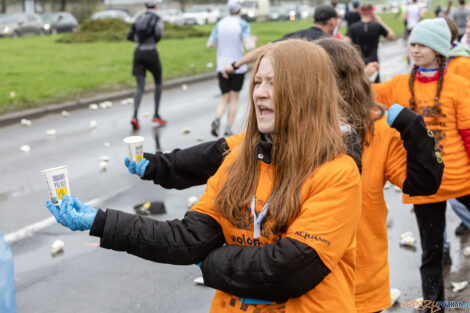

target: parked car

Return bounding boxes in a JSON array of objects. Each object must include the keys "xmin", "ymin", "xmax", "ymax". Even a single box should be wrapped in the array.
[
  {"xmin": 91, "ymin": 9, "xmax": 133, "ymax": 23},
  {"xmin": 159, "ymin": 9, "xmax": 185, "ymax": 25},
  {"xmin": 269, "ymin": 6, "xmax": 289, "ymax": 20},
  {"xmin": 40, "ymin": 12, "xmax": 78, "ymax": 34},
  {"xmin": 0, "ymin": 13, "xmax": 45, "ymax": 38},
  {"xmin": 183, "ymin": 5, "xmax": 219, "ymax": 25},
  {"xmin": 241, "ymin": 0, "xmax": 270, "ymax": 21},
  {"xmin": 298, "ymin": 5, "xmax": 314, "ymax": 19}
]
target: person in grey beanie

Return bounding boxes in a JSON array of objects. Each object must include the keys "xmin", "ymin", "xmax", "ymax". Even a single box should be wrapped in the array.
[{"xmin": 373, "ymin": 18, "xmax": 470, "ymax": 313}]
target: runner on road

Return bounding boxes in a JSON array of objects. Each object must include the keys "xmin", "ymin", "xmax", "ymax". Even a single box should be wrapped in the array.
[
  {"xmin": 206, "ymin": 0, "xmax": 256, "ymax": 137},
  {"xmin": 127, "ymin": 0, "xmax": 166, "ymax": 130}
]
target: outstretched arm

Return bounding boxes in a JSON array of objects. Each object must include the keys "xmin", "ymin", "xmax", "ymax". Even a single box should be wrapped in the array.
[{"xmin": 386, "ymin": 105, "xmax": 444, "ymax": 195}]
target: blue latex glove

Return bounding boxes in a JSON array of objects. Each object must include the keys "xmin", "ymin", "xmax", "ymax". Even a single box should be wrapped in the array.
[
  {"xmin": 124, "ymin": 157, "xmax": 149, "ymax": 178},
  {"xmin": 46, "ymin": 195, "xmax": 97, "ymax": 231},
  {"xmin": 387, "ymin": 104, "xmax": 405, "ymax": 127}
]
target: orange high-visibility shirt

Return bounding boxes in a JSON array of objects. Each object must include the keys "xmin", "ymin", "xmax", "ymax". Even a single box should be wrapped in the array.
[
  {"xmin": 373, "ymin": 72, "xmax": 470, "ymax": 204},
  {"xmin": 192, "ymin": 146, "xmax": 362, "ymax": 313},
  {"xmin": 448, "ymin": 56, "xmax": 470, "ymax": 81}
]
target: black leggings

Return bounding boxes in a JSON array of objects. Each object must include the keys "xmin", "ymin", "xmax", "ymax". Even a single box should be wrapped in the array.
[
  {"xmin": 132, "ymin": 49, "xmax": 162, "ymax": 119},
  {"xmin": 414, "ymin": 193, "xmax": 470, "ymax": 313},
  {"xmin": 133, "ymin": 75, "xmax": 162, "ymax": 119}
]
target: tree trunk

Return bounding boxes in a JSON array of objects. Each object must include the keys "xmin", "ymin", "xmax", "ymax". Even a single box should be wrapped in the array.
[
  {"xmin": 1, "ymin": 0, "xmax": 6, "ymax": 13},
  {"xmin": 60, "ymin": 0, "xmax": 66, "ymax": 11}
]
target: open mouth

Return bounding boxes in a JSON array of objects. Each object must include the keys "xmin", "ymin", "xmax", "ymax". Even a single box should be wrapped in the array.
[{"xmin": 258, "ymin": 105, "xmax": 274, "ymax": 117}]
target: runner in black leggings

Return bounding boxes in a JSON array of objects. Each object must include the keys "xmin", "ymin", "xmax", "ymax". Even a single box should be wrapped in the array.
[{"xmin": 127, "ymin": 1, "xmax": 166, "ymax": 130}]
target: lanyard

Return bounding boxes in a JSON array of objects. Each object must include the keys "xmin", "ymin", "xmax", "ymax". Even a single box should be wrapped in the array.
[{"xmin": 250, "ymin": 194, "xmax": 273, "ymax": 240}]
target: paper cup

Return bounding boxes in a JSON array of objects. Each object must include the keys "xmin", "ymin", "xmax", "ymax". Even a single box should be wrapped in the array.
[
  {"xmin": 123, "ymin": 136, "xmax": 145, "ymax": 163},
  {"xmin": 40, "ymin": 165, "xmax": 71, "ymax": 206}
]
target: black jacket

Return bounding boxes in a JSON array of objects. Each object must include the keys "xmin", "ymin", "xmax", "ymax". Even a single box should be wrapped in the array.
[
  {"xmin": 142, "ymin": 128, "xmax": 363, "ymax": 189},
  {"xmin": 142, "ymin": 109, "xmax": 443, "ymax": 196},
  {"xmin": 91, "ymin": 138, "xmax": 332, "ymax": 302}
]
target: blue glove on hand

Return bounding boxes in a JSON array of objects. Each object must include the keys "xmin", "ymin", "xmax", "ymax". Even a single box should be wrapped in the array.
[
  {"xmin": 124, "ymin": 157, "xmax": 149, "ymax": 178},
  {"xmin": 46, "ymin": 195, "xmax": 97, "ymax": 231},
  {"xmin": 387, "ymin": 104, "xmax": 405, "ymax": 127}
]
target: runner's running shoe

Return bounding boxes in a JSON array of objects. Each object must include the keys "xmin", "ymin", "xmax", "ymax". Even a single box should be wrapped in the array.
[
  {"xmin": 131, "ymin": 118, "xmax": 140, "ymax": 130},
  {"xmin": 211, "ymin": 118, "xmax": 220, "ymax": 137},
  {"xmin": 152, "ymin": 117, "xmax": 167, "ymax": 126}
]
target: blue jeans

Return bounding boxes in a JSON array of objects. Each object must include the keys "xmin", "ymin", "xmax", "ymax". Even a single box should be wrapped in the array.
[{"xmin": 449, "ymin": 198, "xmax": 470, "ymax": 228}]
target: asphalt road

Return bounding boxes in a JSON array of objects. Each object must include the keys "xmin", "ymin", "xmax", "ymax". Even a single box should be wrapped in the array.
[{"xmin": 2, "ymin": 39, "xmax": 470, "ymax": 313}]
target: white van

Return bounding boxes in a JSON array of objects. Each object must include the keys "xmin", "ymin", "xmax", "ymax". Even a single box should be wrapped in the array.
[{"xmin": 241, "ymin": 0, "xmax": 270, "ymax": 21}]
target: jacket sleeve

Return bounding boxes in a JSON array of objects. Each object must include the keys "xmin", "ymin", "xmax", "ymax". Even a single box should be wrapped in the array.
[
  {"xmin": 142, "ymin": 138, "xmax": 229, "ymax": 189},
  {"xmin": 200, "ymin": 238, "xmax": 330, "ymax": 302},
  {"xmin": 89, "ymin": 209, "xmax": 225, "ymax": 265},
  {"xmin": 387, "ymin": 107, "xmax": 444, "ymax": 196},
  {"xmin": 126, "ymin": 23, "xmax": 135, "ymax": 42}
]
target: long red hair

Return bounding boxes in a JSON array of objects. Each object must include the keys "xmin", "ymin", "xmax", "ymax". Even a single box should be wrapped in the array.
[{"xmin": 215, "ymin": 39, "xmax": 345, "ymax": 232}]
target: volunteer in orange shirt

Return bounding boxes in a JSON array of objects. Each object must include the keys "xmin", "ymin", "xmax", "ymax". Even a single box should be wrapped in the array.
[
  {"xmin": 444, "ymin": 17, "xmax": 470, "ymax": 81},
  {"xmin": 45, "ymin": 39, "xmax": 362, "ymax": 313},
  {"xmin": 126, "ymin": 38, "xmax": 444, "ymax": 313},
  {"xmin": 316, "ymin": 37, "xmax": 443, "ymax": 313},
  {"xmin": 373, "ymin": 18, "xmax": 470, "ymax": 311}
]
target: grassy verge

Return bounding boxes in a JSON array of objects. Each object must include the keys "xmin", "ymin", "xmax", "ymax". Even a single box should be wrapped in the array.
[{"xmin": 0, "ymin": 13, "xmax": 429, "ymax": 115}]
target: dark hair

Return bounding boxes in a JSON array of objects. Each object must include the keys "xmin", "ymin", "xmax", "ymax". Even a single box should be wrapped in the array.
[
  {"xmin": 315, "ymin": 37, "xmax": 385, "ymax": 146},
  {"xmin": 460, "ymin": 0, "xmax": 466, "ymax": 5},
  {"xmin": 409, "ymin": 55, "xmax": 446, "ymax": 119},
  {"xmin": 443, "ymin": 16, "xmax": 459, "ymax": 42},
  {"xmin": 360, "ymin": 3, "xmax": 374, "ymax": 11}
]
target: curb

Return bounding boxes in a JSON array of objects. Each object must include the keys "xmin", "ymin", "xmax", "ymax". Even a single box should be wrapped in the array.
[{"xmin": 0, "ymin": 71, "xmax": 217, "ymax": 128}]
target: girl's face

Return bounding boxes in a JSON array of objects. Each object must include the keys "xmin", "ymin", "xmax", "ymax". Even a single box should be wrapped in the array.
[
  {"xmin": 253, "ymin": 57, "xmax": 275, "ymax": 134},
  {"xmin": 410, "ymin": 43, "xmax": 440, "ymax": 68}
]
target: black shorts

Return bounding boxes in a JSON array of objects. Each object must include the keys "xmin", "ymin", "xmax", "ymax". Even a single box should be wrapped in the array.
[
  {"xmin": 132, "ymin": 49, "xmax": 162, "ymax": 84},
  {"xmin": 218, "ymin": 72, "xmax": 245, "ymax": 94}
]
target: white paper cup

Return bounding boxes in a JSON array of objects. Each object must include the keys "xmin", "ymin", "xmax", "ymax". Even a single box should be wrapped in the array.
[
  {"xmin": 123, "ymin": 136, "xmax": 145, "ymax": 163},
  {"xmin": 40, "ymin": 165, "xmax": 71, "ymax": 206}
]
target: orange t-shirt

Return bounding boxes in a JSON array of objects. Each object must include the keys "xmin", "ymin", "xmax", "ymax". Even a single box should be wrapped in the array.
[
  {"xmin": 355, "ymin": 116, "xmax": 409, "ymax": 312},
  {"xmin": 448, "ymin": 56, "xmax": 470, "ymax": 81},
  {"xmin": 192, "ymin": 147, "xmax": 362, "ymax": 313},
  {"xmin": 373, "ymin": 72, "xmax": 470, "ymax": 204}
]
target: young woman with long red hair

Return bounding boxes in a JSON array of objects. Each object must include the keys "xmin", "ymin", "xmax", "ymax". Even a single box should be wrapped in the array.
[{"xmin": 46, "ymin": 40, "xmax": 362, "ymax": 313}]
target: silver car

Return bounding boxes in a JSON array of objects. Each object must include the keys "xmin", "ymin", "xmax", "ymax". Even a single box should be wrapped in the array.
[
  {"xmin": 41, "ymin": 12, "xmax": 78, "ymax": 34},
  {"xmin": 0, "ymin": 13, "xmax": 45, "ymax": 38}
]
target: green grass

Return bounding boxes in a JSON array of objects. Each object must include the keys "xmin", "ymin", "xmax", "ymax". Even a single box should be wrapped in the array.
[
  {"xmin": 0, "ymin": 19, "xmax": 314, "ymax": 114},
  {"xmin": 0, "ymin": 14, "xmax": 432, "ymax": 114}
]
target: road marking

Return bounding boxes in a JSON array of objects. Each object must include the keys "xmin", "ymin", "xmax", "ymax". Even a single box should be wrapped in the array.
[{"xmin": 4, "ymin": 185, "xmax": 130, "ymax": 244}]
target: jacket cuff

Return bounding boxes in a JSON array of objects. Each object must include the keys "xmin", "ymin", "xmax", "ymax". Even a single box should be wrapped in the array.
[
  {"xmin": 391, "ymin": 107, "xmax": 416, "ymax": 133},
  {"xmin": 142, "ymin": 152, "xmax": 156, "ymax": 180},
  {"xmin": 89, "ymin": 209, "xmax": 107, "ymax": 238}
]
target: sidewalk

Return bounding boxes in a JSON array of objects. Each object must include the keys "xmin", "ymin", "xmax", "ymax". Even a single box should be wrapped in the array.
[{"xmin": 0, "ymin": 71, "xmax": 218, "ymax": 128}]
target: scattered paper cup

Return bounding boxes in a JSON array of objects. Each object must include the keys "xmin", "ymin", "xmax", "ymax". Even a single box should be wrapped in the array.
[
  {"xmin": 123, "ymin": 136, "xmax": 145, "ymax": 163},
  {"xmin": 40, "ymin": 165, "xmax": 71, "ymax": 206}
]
